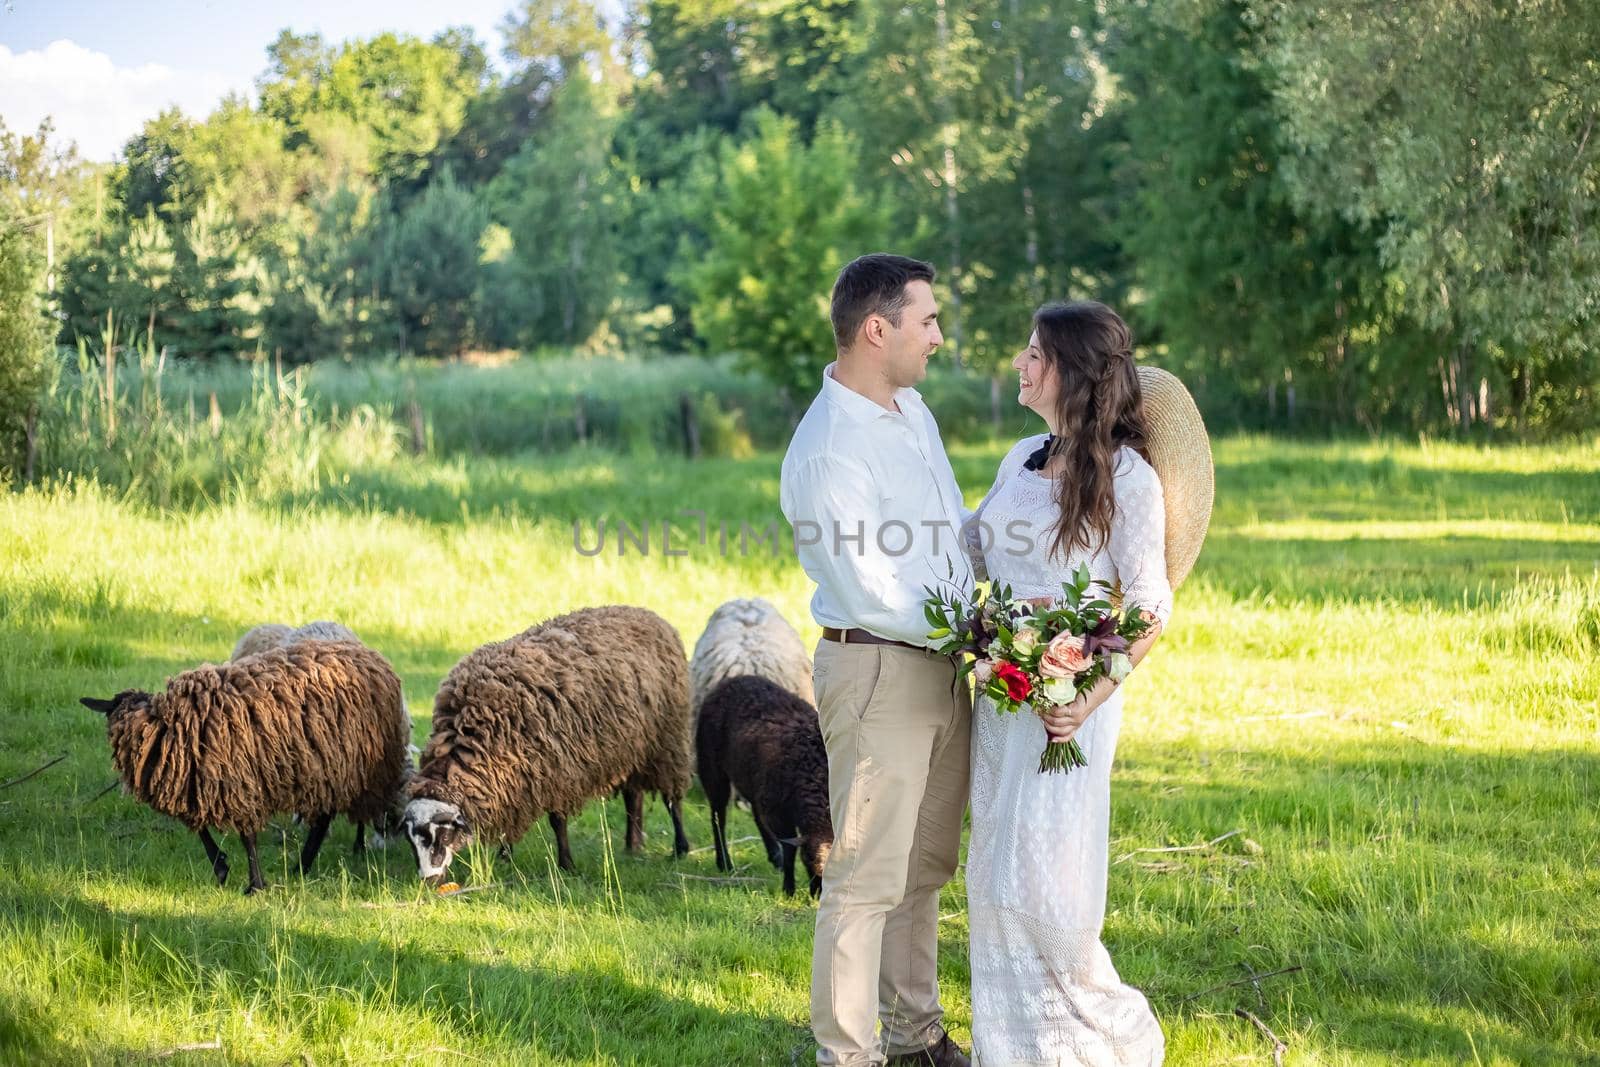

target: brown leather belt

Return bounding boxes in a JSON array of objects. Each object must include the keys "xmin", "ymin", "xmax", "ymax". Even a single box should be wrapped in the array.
[{"xmin": 821, "ymin": 627, "xmax": 930, "ymax": 653}]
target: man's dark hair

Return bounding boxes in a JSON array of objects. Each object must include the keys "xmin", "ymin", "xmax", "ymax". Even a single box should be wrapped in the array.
[{"xmin": 830, "ymin": 253, "xmax": 936, "ymax": 351}]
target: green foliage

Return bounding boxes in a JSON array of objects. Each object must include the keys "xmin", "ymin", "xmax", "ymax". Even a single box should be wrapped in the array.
[
  {"xmin": 677, "ymin": 108, "xmax": 894, "ymax": 397},
  {"xmin": 0, "ymin": 222, "xmax": 47, "ymax": 476},
  {"xmin": 376, "ymin": 170, "xmax": 485, "ymax": 356},
  {"xmin": 488, "ymin": 78, "xmax": 621, "ymax": 349},
  {"xmin": 1255, "ymin": 0, "xmax": 1600, "ymax": 432},
  {"xmin": 8, "ymin": 0, "xmax": 1600, "ymax": 435},
  {"xmin": 260, "ymin": 184, "xmax": 385, "ymax": 361}
]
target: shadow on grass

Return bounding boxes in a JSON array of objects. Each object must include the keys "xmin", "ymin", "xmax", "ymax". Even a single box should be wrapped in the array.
[{"xmin": 0, "ymin": 879, "xmax": 800, "ymax": 1065}]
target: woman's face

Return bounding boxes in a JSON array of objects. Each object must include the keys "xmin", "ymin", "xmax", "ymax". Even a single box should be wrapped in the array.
[{"xmin": 1011, "ymin": 330, "xmax": 1057, "ymax": 416}]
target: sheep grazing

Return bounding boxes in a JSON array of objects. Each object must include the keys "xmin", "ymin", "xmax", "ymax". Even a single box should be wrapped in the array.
[
  {"xmin": 231, "ymin": 620, "xmax": 415, "ymax": 843},
  {"xmin": 689, "ymin": 598, "xmax": 814, "ymax": 719},
  {"xmin": 231, "ymin": 620, "xmax": 361, "ymax": 661},
  {"xmin": 403, "ymin": 605, "xmax": 692, "ymax": 882},
  {"xmin": 80, "ymin": 640, "xmax": 410, "ymax": 895},
  {"xmin": 696, "ymin": 675, "xmax": 833, "ymax": 897}
]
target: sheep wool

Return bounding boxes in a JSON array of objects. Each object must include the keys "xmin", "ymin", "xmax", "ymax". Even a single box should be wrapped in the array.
[
  {"xmin": 231, "ymin": 620, "xmax": 361, "ymax": 661},
  {"xmin": 697, "ymin": 674, "xmax": 833, "ymax": 897},
  {"xmin": 97, "ymin": 641, "xmax": 409, "ymax": 836},
  {"xmin": 410, "ymin": 605, "xmax": 692, "ymax": 857},
  {"xmin": 689, "ymin": 598, "xmax": 813, "ymax": 719}
]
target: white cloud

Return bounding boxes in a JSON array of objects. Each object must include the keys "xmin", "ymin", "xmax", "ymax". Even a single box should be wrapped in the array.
[{"xmin": 0, "ymin": 39, "xmax": 252, "ymax": 162}]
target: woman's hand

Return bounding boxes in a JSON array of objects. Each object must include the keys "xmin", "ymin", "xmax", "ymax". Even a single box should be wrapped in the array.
[{"xmin": 1036, "ymin": 676, "xmax": 1117, "ymax": 741}]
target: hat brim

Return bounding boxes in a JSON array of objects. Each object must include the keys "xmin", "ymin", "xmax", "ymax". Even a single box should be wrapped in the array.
[{"xmin": 1136, "ymin": 365, "xmax": 1213, "ymax": 589}]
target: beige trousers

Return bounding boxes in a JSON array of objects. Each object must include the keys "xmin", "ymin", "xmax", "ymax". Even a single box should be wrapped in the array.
[{"xmin": 810, "ymin": 640, "xmax": 972, "ymax": 1066}]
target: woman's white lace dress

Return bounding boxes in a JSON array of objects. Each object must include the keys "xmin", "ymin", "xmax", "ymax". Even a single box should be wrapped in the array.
[{"xmin": 963, "ymin": 435, "xmax": 1172, "ymax": 1066}]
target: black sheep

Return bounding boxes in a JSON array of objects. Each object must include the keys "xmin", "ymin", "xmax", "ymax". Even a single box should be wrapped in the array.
[{"xmin": 696, "ymin": 674, "xmax": 832, "ymax": 897}]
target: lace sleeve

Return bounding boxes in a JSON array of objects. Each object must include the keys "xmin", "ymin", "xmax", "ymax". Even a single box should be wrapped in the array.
[
  {"xmin": 964, "ymin": 435, "xmax": 1046, "ymax": 581},
  {"xmin": 1110, "ymin": 451, "xmax": 1173, "ymax": 624}
]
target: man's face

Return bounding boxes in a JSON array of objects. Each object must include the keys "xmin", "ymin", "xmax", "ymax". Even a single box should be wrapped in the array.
[{"xmin": 880, "ymin": 280, "xmax": 943, "ymax": 387}]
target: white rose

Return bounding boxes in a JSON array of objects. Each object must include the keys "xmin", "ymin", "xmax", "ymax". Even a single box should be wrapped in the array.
[
  {"xmin": 1040, "ymin": 678, "xmax": 1076, "ymax": 706},
  {"xmin": 1106, "ymin": 652, "xmax": 1133, "ymax": 683}
]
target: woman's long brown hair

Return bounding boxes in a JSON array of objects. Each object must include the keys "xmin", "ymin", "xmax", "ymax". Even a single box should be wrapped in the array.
[{"xmin": 1033, "ymin": 301, "xmax": 1149, "ymax": 562}]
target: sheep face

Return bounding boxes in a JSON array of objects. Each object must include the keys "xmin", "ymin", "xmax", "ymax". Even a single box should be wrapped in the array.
[
  {"xmin": 804, "ymin": 836, "xmax": 833, "ymax": 898},
  {"xmin": 400, "ymin": 798, "xmax": 473, "ymax": 883},
  {"xmin": 79, "ymin": 690, "xmax": 151, "ymax": 719}
]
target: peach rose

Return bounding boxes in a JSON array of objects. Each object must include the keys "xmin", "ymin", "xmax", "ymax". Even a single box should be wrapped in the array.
[
  {"xmin": 973, "ymin": 660, "xmax": 994, "ymax": 686},
  {"xmin": 1039, "ymin": 632, "xmax": 1093, "ymax": 679}
]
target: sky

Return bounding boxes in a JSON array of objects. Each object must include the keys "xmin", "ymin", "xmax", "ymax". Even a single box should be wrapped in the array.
[{"xmin": 0, "ymin": 0, "xmax": 599, "ymax": 162}]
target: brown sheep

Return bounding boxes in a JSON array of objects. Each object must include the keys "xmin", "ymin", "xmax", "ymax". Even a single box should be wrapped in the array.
[
  {"xmin": 80, "ymin": 640, "xmax": 410, "ymax": 895},
  {"xmin": 402, "ymin": 605, "xmax": 692, "ymax": 881},
  {"xmin": 697, "ymin": 675, "xmax": 833, "ymax": 897}
]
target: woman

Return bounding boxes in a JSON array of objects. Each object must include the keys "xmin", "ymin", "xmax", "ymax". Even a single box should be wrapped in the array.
[{"xmin": 964, "ymin": 301, "xmax": 1169, "ymax": 1065}]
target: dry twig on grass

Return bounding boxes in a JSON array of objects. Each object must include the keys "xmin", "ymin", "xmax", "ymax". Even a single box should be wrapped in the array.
[
  {"xmin": 1181, "ymin": 965, "xmax": 1303, "ymax": 1004},
  {"xmin": 155, "ymin": 1038, "xmax": 222, "ymax": 1058},
  {"xmin": 1234, "ymin": 1007, "xmax": 1288, "ymax": 1066},
  {"xmin": 0, "ymin": 754, "xmax": 67, "ymax": 791},
  {"xmin": 1114, "ymin": 828, "xmax": 1243, "ymax": 865},
  {"xmin": 84, "ymin": 780, "xmax": 120, "ymax": 805},
  {"xmin": 667, "ymin": 873, "xmax": 764, "ymax": 885},
  {"xmin": 687, "ymin": 834, "xmax": 759, "ymax": 855},
  {"xmin": 359, "ymin": 883, "xmax": 506, "ymax": 909}
]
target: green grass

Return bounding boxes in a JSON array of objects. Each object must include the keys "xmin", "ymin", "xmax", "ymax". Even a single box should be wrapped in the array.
[{"xmin": 2, "ymin": 434, "xmax": 1598, "ymax": 1064}]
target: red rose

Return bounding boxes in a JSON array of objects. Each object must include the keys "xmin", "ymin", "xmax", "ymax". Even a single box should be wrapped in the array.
[{"xmin": 992, "ymin": 661, "xmax": 1032, "ymax": 702}]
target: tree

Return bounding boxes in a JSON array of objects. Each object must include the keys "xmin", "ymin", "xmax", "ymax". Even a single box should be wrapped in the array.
[
  {"xmin": 0, "ymin": 221, "xmax": 47, "ymax": 478},
  {"xmin": 378, "ymin": 170, "xmax": 485, "ymax": 356},
  {"xmin": 123, "ymin": 208, "xmax": 177, "ymax": 351},
  {"xmin": 677, "ymin": 108, "xmax": 894, "ymax": 398},
  {"xmin": 489, "ymin": 77, "xmax": 622, "ymax": 348},
  {"xmin": 172, "ymin": 196, "xmax": 253, "ymax": 359},
  {"xmin": 261, "ymin": 183, "xmax": 383, "ymax": 361},
  {"xmin": 1111, "ymin": 0, "xmax": 1388, "ymax": 427},
  {"xmin": 1255, "ymin": 0, "xmax": 1600, "ymax": 431}
]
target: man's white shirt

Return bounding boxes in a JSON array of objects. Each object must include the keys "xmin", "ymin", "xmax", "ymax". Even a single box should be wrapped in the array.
[{"xmin": 780, "ymin": 362, "xmax": 974, "ymax": 647}]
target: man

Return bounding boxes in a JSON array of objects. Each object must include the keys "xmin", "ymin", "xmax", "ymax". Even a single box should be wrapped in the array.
[{"xmin": 780, "ymin": 253, "xmax": 974, "ymax": 1067}]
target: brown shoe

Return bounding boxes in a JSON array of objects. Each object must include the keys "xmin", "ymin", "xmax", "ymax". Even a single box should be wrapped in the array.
[{"xmin": 884, "ymin": 1032, "xmax": 971, "ymax": 1067}]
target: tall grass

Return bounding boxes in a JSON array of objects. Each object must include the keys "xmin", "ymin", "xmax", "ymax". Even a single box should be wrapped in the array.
[{"xmin": 2, "ymin": 375, "xmax": 1598, "ymax": 1063}]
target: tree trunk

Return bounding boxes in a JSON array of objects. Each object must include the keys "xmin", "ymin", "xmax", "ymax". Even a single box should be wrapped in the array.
[
  {"xmin": 935, "ymin": 0, "xmax": 964, "ymax": 367},
  {"xmin": 679, "ymin": 393, "xmax": 700, "ymax": 459},
  {"xmin": 1012, "ymin": 0, "xmax": 1040, "ymax": 306},
  {"xmin": 23, "ymin": 405, "xmax": 37, "ymax": 484}
]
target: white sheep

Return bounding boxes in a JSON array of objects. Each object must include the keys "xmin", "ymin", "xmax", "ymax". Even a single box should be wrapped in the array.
[
  {"xmin": 231, "ymin": 620, "xmax": 360, "ymax": 661},
  {"xmin": 689, "ymin": 598, "xmax": 814, "ymax": 718}
]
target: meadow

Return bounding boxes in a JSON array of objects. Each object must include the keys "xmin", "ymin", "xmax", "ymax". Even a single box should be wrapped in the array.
[{"xmin": 1, "ymin": 366, "xmax": 1598, "ymax": 1064}]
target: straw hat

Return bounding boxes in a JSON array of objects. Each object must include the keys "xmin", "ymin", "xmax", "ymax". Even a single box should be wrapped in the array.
[{"xmin": 1136, "ymin": 365, "xmax": 1213, "ymax": 588}]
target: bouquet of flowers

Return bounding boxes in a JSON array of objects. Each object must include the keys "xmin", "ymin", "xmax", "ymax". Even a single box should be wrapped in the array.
[{"xmin": 924, "ymin": 563, "xmax": 1158, "ymax": 773}]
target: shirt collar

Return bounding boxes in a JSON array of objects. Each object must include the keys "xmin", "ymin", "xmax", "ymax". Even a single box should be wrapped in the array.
[{"xmin": 822, "ymin": 361, "xmax": 922, "ymax": 424}]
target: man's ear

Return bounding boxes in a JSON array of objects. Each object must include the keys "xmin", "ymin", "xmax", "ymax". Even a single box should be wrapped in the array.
[{"xmin": 80, "ymin": 696, "xmax": 118, "ymax": 714}]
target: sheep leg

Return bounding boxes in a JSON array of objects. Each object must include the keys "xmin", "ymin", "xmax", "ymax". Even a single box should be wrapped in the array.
[
  {"xmin": 780, "ymin": 838, "xmax": 799, "ymax": 898},
  {"xmin": 240, "ymin": 832, "xmax": 266, "ymax": 895},
  {"xmin": 701, "ymin": 775, "xmax": 732, "ymax": 872},
  {"xmin": 750, "ymin": 808, "xmax": 783, "ymax": 870},
  {"xmin": 299, "ymin": 813, "xmax": 334, "ymax": 874},
  {"xmin": 666, "ymin": 796, "xmax": 690, "ymax": 858},
  {"xmin": 548, "ymin": 812, "xmax": 575, "ymax": 872},
  {"xmin": 352, "ymin": 822, "xmax": 367, "ymax": 856},
  {"xmin": 197, "ymin": 828, "xmax": 229, "ymax": 886},
  {"xmin": 623, "ymin": 786, "xmax": 645, "ymax": 853}
]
